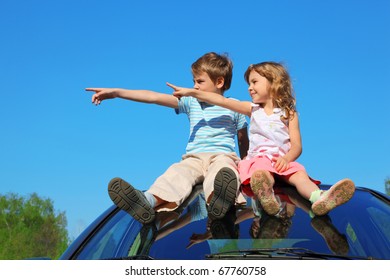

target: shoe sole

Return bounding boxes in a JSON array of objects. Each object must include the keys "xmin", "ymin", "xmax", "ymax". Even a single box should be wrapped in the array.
[
  {"xmin": 108, "ymin": 177, "xmax": 155, "ymax": 224},
  {"xmin": 312, "ymin": 179, "xmax": 355, "ymax": 216},
  {"xmin": 250, "ymin": 170, "xmax": 279, "ymax": 216},
  {"xmin": 208, "ymin": 167, "xmax": 238, "ymax": 220}
]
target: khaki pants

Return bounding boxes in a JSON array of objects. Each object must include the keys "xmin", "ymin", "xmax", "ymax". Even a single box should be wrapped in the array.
[{"xmin": 147, "ymin": 152, "xmax": 245, "ymax": 211}]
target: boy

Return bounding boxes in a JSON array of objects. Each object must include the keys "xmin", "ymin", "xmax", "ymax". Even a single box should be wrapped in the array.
[{"xmin": 86, "ymin": 52, "xmax": 249, "ymax": 224}]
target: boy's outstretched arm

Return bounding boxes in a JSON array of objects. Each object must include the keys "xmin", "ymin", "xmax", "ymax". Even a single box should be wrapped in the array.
[
  {"xmin": 86, "ymin": 87, "xmax": 179, "ymax": 108},
  {"xmin": 167, "ymin": 82, "xmax": 252, "ymax": 116}
]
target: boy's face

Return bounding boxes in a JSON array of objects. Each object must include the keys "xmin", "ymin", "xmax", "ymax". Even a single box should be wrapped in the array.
[{"xmin": 192, "ymin": 72, "xmax": 223, "ymax": 94}]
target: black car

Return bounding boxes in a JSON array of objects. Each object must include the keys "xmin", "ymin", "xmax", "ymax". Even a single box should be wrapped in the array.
[{"xmin": 61, "ymin": 183, "xmax": 390, "ymax": 260}]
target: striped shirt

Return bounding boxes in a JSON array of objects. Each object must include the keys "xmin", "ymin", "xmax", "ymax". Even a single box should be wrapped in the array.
[{"xmin": 176, "ymin": 96, "xmax": 248, "ymax": 154}]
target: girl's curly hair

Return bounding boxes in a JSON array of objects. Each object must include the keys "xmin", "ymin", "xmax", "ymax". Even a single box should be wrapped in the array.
[{"xmin": 244, "ymin": 62, "xmax": 296, "ymax": 120}]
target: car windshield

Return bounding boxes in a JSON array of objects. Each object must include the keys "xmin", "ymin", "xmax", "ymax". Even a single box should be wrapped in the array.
[{"xmin": 69, "ymin": 184, "xmax": 390, "ymax": 260}]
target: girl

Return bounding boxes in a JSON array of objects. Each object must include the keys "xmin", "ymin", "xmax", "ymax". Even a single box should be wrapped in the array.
[{"xmin": 168, "ymin": 62, "xmax": 355, "ymax": 217}]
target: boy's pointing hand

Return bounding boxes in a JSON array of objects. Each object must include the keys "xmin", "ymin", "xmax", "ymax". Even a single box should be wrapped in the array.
[{"xmin": 166, "ymin": 82, "xmax": 192, "ymax": 99}]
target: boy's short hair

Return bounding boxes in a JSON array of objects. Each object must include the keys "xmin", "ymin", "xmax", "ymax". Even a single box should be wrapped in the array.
[{"xmin": 191, "ymin": 52, "xmax": 233, "ymax": 91}]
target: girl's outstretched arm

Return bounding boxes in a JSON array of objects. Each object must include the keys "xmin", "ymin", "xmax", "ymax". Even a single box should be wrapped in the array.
[
  {"xmin": 86, "ymin": 87, "xmax": 179, "ymax": 108},
  {"xmin": 167, "ymin": 82, "xmax": 252, "ymax": 116}
]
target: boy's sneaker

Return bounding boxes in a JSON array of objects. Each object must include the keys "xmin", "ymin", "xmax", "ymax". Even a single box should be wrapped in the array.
[
  {"xmin": 311, "ymin": 179, "xmax": 355, "ymax": 216},
  {"xmin": 250, "ymin": 170, "xmax": 280, "ymax": 216},
  {"xmin": 208, "ymin": 167, "xmax": 238, "ymax": 220},
  {"xmin": 108, "ymin": 177, "xmax": 155, "ymax": 224}
]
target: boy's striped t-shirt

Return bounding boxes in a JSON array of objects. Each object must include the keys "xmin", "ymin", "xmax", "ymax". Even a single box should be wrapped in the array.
[{"xmin": 176, "ymin": 96, "xmax": 248, "ymax": 154}]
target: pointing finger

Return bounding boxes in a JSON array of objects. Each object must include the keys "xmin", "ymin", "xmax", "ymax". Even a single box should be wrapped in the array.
[
  {"xmin": 166, "ymin": 82, "xmax": 177, "ymax": 90},
  {"xmin": 85, "ymin": 88, "xmax": 102, "ymax": 92}
]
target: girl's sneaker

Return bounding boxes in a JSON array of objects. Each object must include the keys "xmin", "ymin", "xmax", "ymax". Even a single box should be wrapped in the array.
[
  {"xmin": 311, "ymin": 179, "xmax": 355, "ymax": 216},
  {"xmin": 250, "ymin": 170, "xmax": 280, "ymax": 216},
  {"xmin": 108, "ymin": 177, "xmax": 155, "ymax": 224}
]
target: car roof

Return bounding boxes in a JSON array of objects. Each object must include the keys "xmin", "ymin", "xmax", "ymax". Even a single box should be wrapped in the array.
[{"xmin": 61, "ymin": 183, "xmax": 390, "ymax": 260}]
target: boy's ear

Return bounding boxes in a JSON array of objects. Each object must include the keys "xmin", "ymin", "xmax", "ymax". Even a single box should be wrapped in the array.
[{"xmin": 216, "ymin": 77, "xmax": 225, "ymax": 89}]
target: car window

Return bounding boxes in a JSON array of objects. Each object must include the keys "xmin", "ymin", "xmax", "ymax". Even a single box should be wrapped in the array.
[
  {"xmin": 340, "ymin": 191, "xmax": 390, "ymax": 259},
  {"xmin": 74, "ymin": 210, "xmax": 139, "ymax": 260}
]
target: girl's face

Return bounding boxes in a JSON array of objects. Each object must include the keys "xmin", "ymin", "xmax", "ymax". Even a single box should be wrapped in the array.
[
  {"xmin": 193, "ymin": 72, "xmax": 223, "ymax": 94},
  {"xmin": 247, "ymin": 70, "xmax": 271, "ymax": 104}
]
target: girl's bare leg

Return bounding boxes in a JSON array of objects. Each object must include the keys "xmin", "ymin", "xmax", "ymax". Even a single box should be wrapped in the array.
[{"xmin": 284, "ymin": 170, "xmax": 320, "ymax": 200}]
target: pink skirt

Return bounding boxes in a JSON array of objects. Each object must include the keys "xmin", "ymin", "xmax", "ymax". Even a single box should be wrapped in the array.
[{"xmin": 238, "ymin": 156, "xmax": 320, "ymax": 197}]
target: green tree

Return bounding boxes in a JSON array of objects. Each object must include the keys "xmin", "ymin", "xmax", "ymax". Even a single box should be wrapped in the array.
[
  {"xmin": 0, "ymin": 192, "xmax": 70, "ymax": 259},
  {"xmin": 386, "ymin": 177, "xmax": 390, "ymax": 196}
]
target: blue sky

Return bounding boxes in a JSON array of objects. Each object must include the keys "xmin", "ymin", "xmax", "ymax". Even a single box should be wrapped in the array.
[{"xmin": 1, "ymin": 0, "xmax": 389, "ymax": 240}]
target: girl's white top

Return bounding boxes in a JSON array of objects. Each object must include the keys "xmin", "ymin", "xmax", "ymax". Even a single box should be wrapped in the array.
[{"xmin": 247, "ymin": 104, "xmax": 291, "ymax": 160}]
